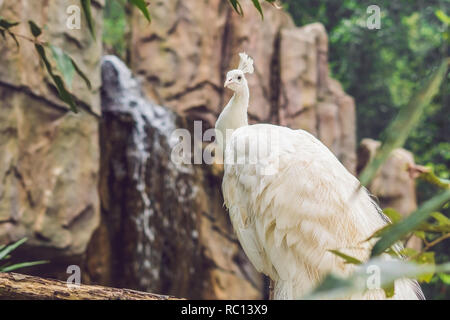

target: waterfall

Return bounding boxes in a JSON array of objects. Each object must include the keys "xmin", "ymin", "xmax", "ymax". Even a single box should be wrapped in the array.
[{"xmin": 100, "ymin": 56, "xmax": 200, "ymax": 293}]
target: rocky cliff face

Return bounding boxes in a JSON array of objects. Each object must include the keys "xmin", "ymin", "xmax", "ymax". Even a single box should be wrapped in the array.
[
  {"xmin": 0, "ymin": 0, "xmax": 102, "ymax": 261},
  {"xmin": 130, "ymin": 1, "xmax": 356, "ymax": 173}
]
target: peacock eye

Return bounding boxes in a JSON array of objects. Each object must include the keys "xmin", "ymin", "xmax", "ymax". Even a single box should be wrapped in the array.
[{"xmin": 237, "ymin": 76, "xmax": 242, "ymax": 80}]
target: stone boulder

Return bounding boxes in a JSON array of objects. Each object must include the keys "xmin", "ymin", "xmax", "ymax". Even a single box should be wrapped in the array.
[{"xmin": 357, "ymin": 138, "xmax": 422, "ymax": 250}]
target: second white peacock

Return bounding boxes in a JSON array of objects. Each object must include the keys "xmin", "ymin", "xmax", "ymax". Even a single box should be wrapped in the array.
[{"xmin": 215, "ymin": 52, "xmax": 424, "ymax": 300}]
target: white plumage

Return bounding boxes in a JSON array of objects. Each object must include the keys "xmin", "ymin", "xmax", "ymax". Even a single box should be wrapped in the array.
[{"xmin": 215, "ymin": 53, "xmax": 423, "ymax": 300}]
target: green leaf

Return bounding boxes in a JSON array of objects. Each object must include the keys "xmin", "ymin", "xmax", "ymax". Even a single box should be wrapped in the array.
[
  {"xmin": 0, "ymin": 18, "xmax": 19, "ymax": 29},
  {"xmin": 359, "ymin": 59, "xmax": 449, "ymax": 187},
  {"xmin": 34, "ymin": 44, "xmax": 78, "ymax": 112},
  {"xmin": 8, "ymin": 32, "xmax": 19, "ymax": 48},
  {"xmin": 0, "ymin": 262, "xmax": 10, "ymax": 270},
  {"xmin": 435, "ymin": 9, "xmax": 450, "ymax": 25},
  {"xmin": 371, "ymin": 189, "xmax": 450, "ymax": 257},
  {"xmin": 34, "ymin": 44, "xmax": 51, "ymax": 71},
  {"xmin": 306, "ymin": 273, "xmax": 352, "ymax": 296},
  {"xmin": 416, "ymin": 222, "xmax": 450, "ymax": 233},
  {"xmin": 382, "ymin": 208, "xmax": 403, "ymax": 224},
  {"xmin": 384, "ymin": 247, "xmax": 398, "ymax": 257},
  {"xmin": 304, "ymin": 258, "xmax": 450, "ymax": 300},
  {"xmin": 418, "ymin": 168, "xmax": 450, "ymax": 189},
  {"xmin": 430, "ymin": 212, "xmax": 450, "ymax": 226},
  {"xmin": 415, "ymin": 252, "xmax": 435, "ymax": 265},
  {"xmin": 49, "ymin": 45, "xmax": 91, "ymax": 91},
  {"xmin": 414, "ymin": 252, "xmax": 435, "ymax": 283},
  {"xmin": 399, "ymin": 247, "xmax": 419, "ymax": 258},
  {"xmin": 229, "ymin": 0, "xmax": 244, "ymax": 16},
  {"xmin": 129, "ymin": 0, "xmax": 151, "ymax": 22},
  {"xmin": 383, "ymin": 283, "xmax": 395, "ymax": 298},
  {"xmin": 251, "ymin": 0, "xmax": 264, "ymax": 19},
  {"xmin": 364, "ymin": 224, "xmax": 391, "ymax": 242},
  {"xmin": 414, "ymin": 231, "xmax": 426, "ymax": 240},
  {"xmin": 81, "ymin": 0, "xmax": 96, "ymax": 39},
  {"xmin": 439, "ymin": 273, "xmax": 450, "ymax": 284},
  {"xmin": 49, "ymin": 45, "xmax": 75, "ymax": 89},
  {"xmin": 0, "ymin": 238, "xmax": 28, "ymax": 261},
  {"xmin": 28, "ymin": 20, "xmax": 42, "ymax": 37},
  {"xmin": 70, "ymin": 57, "xmax": 92, "ymax": 90},
  {"xmin": 52, "ymin": 74, "xmax": 78, "ymax": 113},
  {"xmin": 0, "ymin": 260, "xmax": 49, "ymax": 273},
  {"xmin": 328, "ymin": 250, "xmax": 363, "ymax": 265}
]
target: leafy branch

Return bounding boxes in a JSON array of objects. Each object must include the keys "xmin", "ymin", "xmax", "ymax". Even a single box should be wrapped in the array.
[
  {"xmin": 410, "ymin": 233, "xmax": 450, "ymax": 260},
  {"xmin": 0, "ymin": 18, "xmax": 91, "ymax": 112},
  {"xmin": 371, "ymin": 189, "xmax": 450, "ymax": 257},
  {"xmin": 410, "ymin": 164, "xmax": 450, "ymax": 190}
]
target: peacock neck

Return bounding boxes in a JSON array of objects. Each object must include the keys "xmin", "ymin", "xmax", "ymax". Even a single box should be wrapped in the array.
[
  {"xmin": 215, "ymin": 85, "xmax": 249, "ymax": 152},
  {"xmin": 231, "ymin": 85, "xmax": 250, "ymax": 114},
  {"xmin": 228, "ymin": 87, "xmax": 249, "ymax": 125}
]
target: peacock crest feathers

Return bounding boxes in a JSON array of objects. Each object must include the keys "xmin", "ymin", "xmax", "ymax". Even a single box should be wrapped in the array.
[{"xmin": 238, "ymin": 52, "xmax": 254, "ymax": 74}]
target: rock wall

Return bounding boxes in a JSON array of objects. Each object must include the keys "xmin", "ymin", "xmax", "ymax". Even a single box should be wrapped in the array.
[
  {"xmin": 0, "ymin": 0, "xmax": 102, "ymax": 263},
  {"xmin": 130, "ymin": 1, "xmax": 357, "ymax": 173},
  {"xmin": 357, "ymin": 139, "xmax": 422, "ymax": 250}
]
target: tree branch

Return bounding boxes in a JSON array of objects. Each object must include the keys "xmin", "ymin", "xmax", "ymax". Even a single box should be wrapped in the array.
[{"xmin": 0, "ymin": 273, "xmax": 181, "ymax": 300}]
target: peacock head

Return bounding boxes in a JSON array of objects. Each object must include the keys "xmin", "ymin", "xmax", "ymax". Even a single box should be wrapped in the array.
[{"xmin": 224, "ymin": 52, "xmax": 254, "ymax": 93}]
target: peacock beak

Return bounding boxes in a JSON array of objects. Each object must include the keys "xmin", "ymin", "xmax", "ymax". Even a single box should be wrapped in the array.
[{"xmin": 224, "ymin": 78, "xmax": 231, "ymax": 88}]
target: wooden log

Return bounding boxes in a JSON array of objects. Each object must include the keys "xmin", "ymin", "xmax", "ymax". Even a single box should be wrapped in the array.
[{"xmin": 0, "ymin": 272, "xmax": 180, "ymax": 300}]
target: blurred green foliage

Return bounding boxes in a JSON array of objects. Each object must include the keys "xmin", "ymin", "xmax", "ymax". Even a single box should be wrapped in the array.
[
  {"xmin": 284, "ymin": 0, "xmax": 449, "ymax": 299},
  {"xmin": 103, "ymin": 0, "xmax": 128, "ymax": 60}
]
